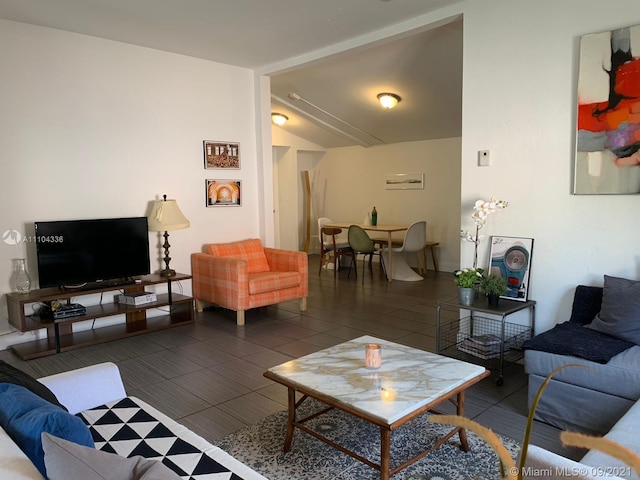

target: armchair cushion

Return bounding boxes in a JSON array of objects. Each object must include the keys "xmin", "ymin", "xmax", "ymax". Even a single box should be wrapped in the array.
[
  {"xmin": 249, "ymin": 271, "xmax": 302, "ymax": 295},
  {"xmin": 206, "ymin": 239, "xmax": 270, "ymax": 274}
]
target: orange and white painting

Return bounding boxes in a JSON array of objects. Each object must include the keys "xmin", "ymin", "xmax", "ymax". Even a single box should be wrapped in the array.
[{"xmin": 575, "ymin": 24, "xmax": 640, "ymax": 194}]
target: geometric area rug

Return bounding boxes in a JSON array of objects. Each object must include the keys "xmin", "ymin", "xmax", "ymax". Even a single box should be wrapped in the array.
[{"xmin": 215, "ymin": 399, "xmax": 521, "ymax": 480}]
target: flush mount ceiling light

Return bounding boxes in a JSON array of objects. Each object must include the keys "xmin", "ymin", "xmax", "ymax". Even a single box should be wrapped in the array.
[
  {"xmin": 271, "ymin": 113, "xmax": 289, "ymax": 126},
  {"xmin": 377, "ymin": 93, "xmax": 401, "ymax": 109}
]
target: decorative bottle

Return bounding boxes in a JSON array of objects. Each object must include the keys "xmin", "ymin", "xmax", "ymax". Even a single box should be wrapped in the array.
[
  {"xmin": 371, "ymin": 206, "xmax": 378, "ymax": 226},
  {"xmin": 13, "ymin": 258, "xmax": 31, "ymax": 294}
]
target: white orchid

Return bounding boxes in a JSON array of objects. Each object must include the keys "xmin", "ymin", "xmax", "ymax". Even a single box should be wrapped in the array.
[{"xmin": 461, "ymin": 197, "xmax": 508, "ymax": 269}]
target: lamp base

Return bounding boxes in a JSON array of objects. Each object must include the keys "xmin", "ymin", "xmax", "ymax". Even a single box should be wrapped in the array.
[{"xmin": 159, "ymin": 268, "xmax": 176, "ymax": 277}]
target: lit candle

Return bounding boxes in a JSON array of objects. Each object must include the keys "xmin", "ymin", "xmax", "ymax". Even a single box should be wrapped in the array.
[{"xmin": 365, "ymin": 343, "xmax": 382, "ymax": 369}]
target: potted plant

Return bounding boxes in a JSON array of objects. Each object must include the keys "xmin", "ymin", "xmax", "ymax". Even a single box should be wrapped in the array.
[
  {"xmin": 480, "ymin": 274, "xmax": 508, "ymax": 306},
  {"xmin": 454, "ymin": 267, "xmax": 484, "ymax": 305}
]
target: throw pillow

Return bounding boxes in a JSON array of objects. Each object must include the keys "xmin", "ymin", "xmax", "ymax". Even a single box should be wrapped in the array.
[
  {"xmin": 586, "ymin": 275, "xmax": 640, "ymax": 344},
  {"xmin": 568, "ymin": 285, "xmax": 603, "ymax": 325},
  {"xmin": 206, "ymin": 238, "xmax": 270, "ymax": 273},
  {"xmin": 0, "ymin": 383, "xmax": 94, "ymax": 477},
  {"xmin": 42, "ymin": 432, "xmax": 181, "ymax": 480},
  {"xmin": 0, "ymin": 360, "xmax": 67, "ymax": 410}
]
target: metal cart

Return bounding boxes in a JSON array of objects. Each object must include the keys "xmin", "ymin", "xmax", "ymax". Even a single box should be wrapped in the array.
[{"xmin": 436, "ymin": 296, "xmax": 536, "ymax": 385}]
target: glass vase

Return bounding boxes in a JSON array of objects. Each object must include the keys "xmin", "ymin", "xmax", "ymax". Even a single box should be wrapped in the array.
[{"xmin": 13, "ymin": 258, "xmax": 32, "ymax": 294}]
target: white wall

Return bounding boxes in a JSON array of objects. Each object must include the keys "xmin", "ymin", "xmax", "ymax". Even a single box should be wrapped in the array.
[
  {"xmin": 0, "ymin": 20, "xmax": 261, "ymax": 345},
  {"xmin": 311, "ymin": 138, "xmax": 461, "ymax": 272},
  {"xmin": 272, "ymin": 127, "xmax": 326, "ymax": 252},
  {"xmin": 460, "ymin": 0, "xmax": 640, "ymax": 332}
]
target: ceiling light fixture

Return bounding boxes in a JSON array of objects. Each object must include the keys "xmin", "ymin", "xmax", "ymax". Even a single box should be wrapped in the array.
[
  {"xmin": 377, "ymin": 93, "xmax": 401, "ymax": 109},
  {"xmin": 271, "ymin": 113, "xmax": 289, "ymax": 126}
]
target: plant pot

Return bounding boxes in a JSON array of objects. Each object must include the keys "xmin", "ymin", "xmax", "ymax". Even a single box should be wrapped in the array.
[
  {"xmin": 458, "ymin": 287, "xmax": 475, "ymax": 306},
  {"xmin": 487, "ymin": 293, "xmax": 500, "ymax": 307}
]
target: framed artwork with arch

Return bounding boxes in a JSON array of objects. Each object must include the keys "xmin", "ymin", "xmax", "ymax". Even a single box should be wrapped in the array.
[{"xmin": 206, "ymin": 179, "xmax": 241, "ymax": 207}]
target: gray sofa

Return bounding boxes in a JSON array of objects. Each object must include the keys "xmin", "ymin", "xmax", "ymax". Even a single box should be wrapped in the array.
[
  {"xmin": 524, "ymin": 284, "xmax": 640, "ymax": 435},
  {"xmin": 522, "ymin": 280, "xmax": 640, "ymax": 479}
]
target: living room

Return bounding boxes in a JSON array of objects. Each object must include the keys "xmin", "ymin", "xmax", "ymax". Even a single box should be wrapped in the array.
[{"xmin": 2, "ymin": 0, "xmax": 638, "ymax": 351}]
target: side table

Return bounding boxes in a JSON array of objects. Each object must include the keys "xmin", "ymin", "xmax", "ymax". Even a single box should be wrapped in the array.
[{"xmin": 436, "ymin": 296, "xmax": 536, "ymax": 385}]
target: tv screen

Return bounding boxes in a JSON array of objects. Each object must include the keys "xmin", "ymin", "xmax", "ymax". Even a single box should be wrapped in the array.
[{"xmin": 34, "ymin": 217, "xmax": 151, "ymax": 289}]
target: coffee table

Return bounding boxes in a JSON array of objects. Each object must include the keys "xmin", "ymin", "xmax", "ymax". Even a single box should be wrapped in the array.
[{"xmin": 263, "ymin": 335, "xmax": 489, "ymax": 479}]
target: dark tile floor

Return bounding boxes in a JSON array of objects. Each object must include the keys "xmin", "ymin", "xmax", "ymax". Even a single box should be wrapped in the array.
[{"xmin": 0, "ymin": 255, "xmax": 585, "ymax": 462}]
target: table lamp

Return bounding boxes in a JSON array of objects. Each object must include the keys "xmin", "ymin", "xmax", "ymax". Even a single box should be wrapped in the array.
[{"xmin": 147, "ymin": 194, "xmax": 190, "ymax": 277}]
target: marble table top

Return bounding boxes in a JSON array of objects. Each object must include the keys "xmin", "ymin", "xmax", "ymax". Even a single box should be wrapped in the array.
[{"xmin": 266, "ymin": 335, "xmax": 487, "ymax": 424}]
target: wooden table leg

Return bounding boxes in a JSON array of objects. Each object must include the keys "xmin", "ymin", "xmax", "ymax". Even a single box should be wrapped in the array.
[
  {"xmin": 380, "ymin": 426, "xmax": 391, "ymax": 480},
  {"xmin": 284, "ymin": 387, "xmax": 296, "ymax": 451},
  {"xmin": 386, "ymin": 233, "xmax": 393, "ymax": 282},
  {"xmin": 456, "ymin": 391, "xmax": 469, "ymax": 451}
]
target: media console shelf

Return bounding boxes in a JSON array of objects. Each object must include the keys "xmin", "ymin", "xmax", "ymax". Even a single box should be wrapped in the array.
[{"xmin": 6, "ymin": 273, "xmax": 194, "ymax": 360}]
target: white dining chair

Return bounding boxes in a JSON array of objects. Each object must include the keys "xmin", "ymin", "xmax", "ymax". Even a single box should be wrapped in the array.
[{"xmin": 380, "ymin": 221, "xmax": 426, "ymax": 281}]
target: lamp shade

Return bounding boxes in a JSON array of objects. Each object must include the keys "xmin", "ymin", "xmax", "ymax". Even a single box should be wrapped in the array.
[{"xmin": 148, "ymin": 197, "xmax": 190, "ymax": 232}]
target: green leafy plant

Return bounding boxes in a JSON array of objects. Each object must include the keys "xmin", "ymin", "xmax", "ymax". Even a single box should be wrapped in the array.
[
  {"xmin": 454, "ymin": 267, "xmax": 484, "ymax": 288},
  {"xmin": 480, "ymin": 274, "xmax": 508, "ymax": 296}
]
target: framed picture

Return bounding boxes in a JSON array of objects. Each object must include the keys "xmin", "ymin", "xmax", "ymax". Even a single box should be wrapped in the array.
[
  {"xmin": 574, "ymin": 24, "xmax": 640, "ymax": 194},
  {"xmin": 204, "ymin": 141, "xmax": 240, "ymax": 169},
  {"xmin": 488, "ymin": 236, "xmax": 534, "ymax": 302},
  {"xmin": 206, "ymin": 179, "xmax": 241, "ymax": 207},
  {"xmin": 385, "ymin": 173, "xmax": 424, "ymax": 190}
]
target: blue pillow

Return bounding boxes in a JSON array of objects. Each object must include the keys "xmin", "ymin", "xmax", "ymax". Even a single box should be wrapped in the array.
[{"xmin": 0, "ymin": 383, "xmax": 94, "ymax": 477}]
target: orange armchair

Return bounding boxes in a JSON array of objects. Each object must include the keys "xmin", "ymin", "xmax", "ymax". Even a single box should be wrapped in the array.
[{"xmin": 191, "ymin": 239, "xmax": 308, "ymax": 326}]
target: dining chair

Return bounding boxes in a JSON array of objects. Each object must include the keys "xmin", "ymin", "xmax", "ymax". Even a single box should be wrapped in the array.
[
  {"xmin": 347, "ymin": 225, "xmax": 378, "ymax": 283},
  {"xmin": 318, "ymin": 217, "xmax": 355, "ymax": 278},
  {"xmin": 380, "ymin": 221, "xmax": 427, "ymax": 281}
]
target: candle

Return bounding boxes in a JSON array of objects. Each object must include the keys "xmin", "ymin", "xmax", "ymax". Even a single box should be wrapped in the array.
[{"xmin": 365, "ymin": 343, "xmax": 382, "ymax": 369}]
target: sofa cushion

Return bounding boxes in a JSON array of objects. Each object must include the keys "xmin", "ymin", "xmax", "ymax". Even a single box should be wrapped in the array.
[
  {"xmin": 0, "ymin": 360, "xmax": 66, "ymax": 410},
  {"xmin": 522, "ymin": 321, "xmax": 634, "ymax": 363},
  {"xmin": 568, "ymin": 285, "xmax": 603, "ymax": 325},
  {"xmin": 207, "ymin": 239, "xmax": 270, "ymax": 274},
  {"xmin": 42, "ymin": 432, "xmax": 180, "ymax": 480},
  {"xmin": 580, "ymin": 399, "xmax": 640, "ymax": 480},
  {"xmin": 587, "ymin": 275, "xmax": 640, "ymax": 344},
  {"xmin": 525, "ymin": 345, "xmax": 640, "ymax": 401},
  {"xmin": 248, "ymin": 271, "xmax": 301, "ymax": 295},
  {"xmin": 0, "ymin": 384, "xmax": 94, "ymax": 477}
]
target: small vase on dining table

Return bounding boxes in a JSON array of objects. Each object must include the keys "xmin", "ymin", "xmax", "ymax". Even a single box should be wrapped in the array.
[{"xmin": 458, "ymin": 287, "xmax": 475, "ymax": 306}]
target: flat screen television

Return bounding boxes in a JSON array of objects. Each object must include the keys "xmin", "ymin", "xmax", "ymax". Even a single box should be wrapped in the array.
[{"xmin": 34, "ymin": 217, "xmax": 151, "ymax": 289}]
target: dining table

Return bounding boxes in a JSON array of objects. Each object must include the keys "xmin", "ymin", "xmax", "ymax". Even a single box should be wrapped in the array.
[{"xmin": 324, "ymin": 222, "xmax": 409, "ymax": 282}]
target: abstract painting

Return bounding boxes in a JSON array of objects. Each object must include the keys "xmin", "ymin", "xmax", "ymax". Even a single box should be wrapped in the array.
[{"xmin": 574, "ymin": 24, "xmax": 640, "ymax": 194}]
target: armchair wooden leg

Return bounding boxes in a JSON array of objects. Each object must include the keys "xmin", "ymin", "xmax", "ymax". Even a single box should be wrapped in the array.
[
  {"xmin": 300, "ymin": 297, "xmax": 307, "ymax": 312},
  {"xmin": 236, "ymin": 310, "xmax": 245, "ymax": 326},
  {"xmin": 196, "ymin": 300, "xmax": 204, "ymax": 313}
]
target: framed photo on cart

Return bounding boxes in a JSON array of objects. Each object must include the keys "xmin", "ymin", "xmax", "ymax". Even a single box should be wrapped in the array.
[
  {"xmin": 488, "ymin": 236, "xmax": 534, "ymax": 301},
  {"xmin": 206, "ymin": 179, "xmax": 241, "ymax": 207},
  {"xmin": 203, "ymin": 141, "xmax": 240, "ymax": 169}
]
